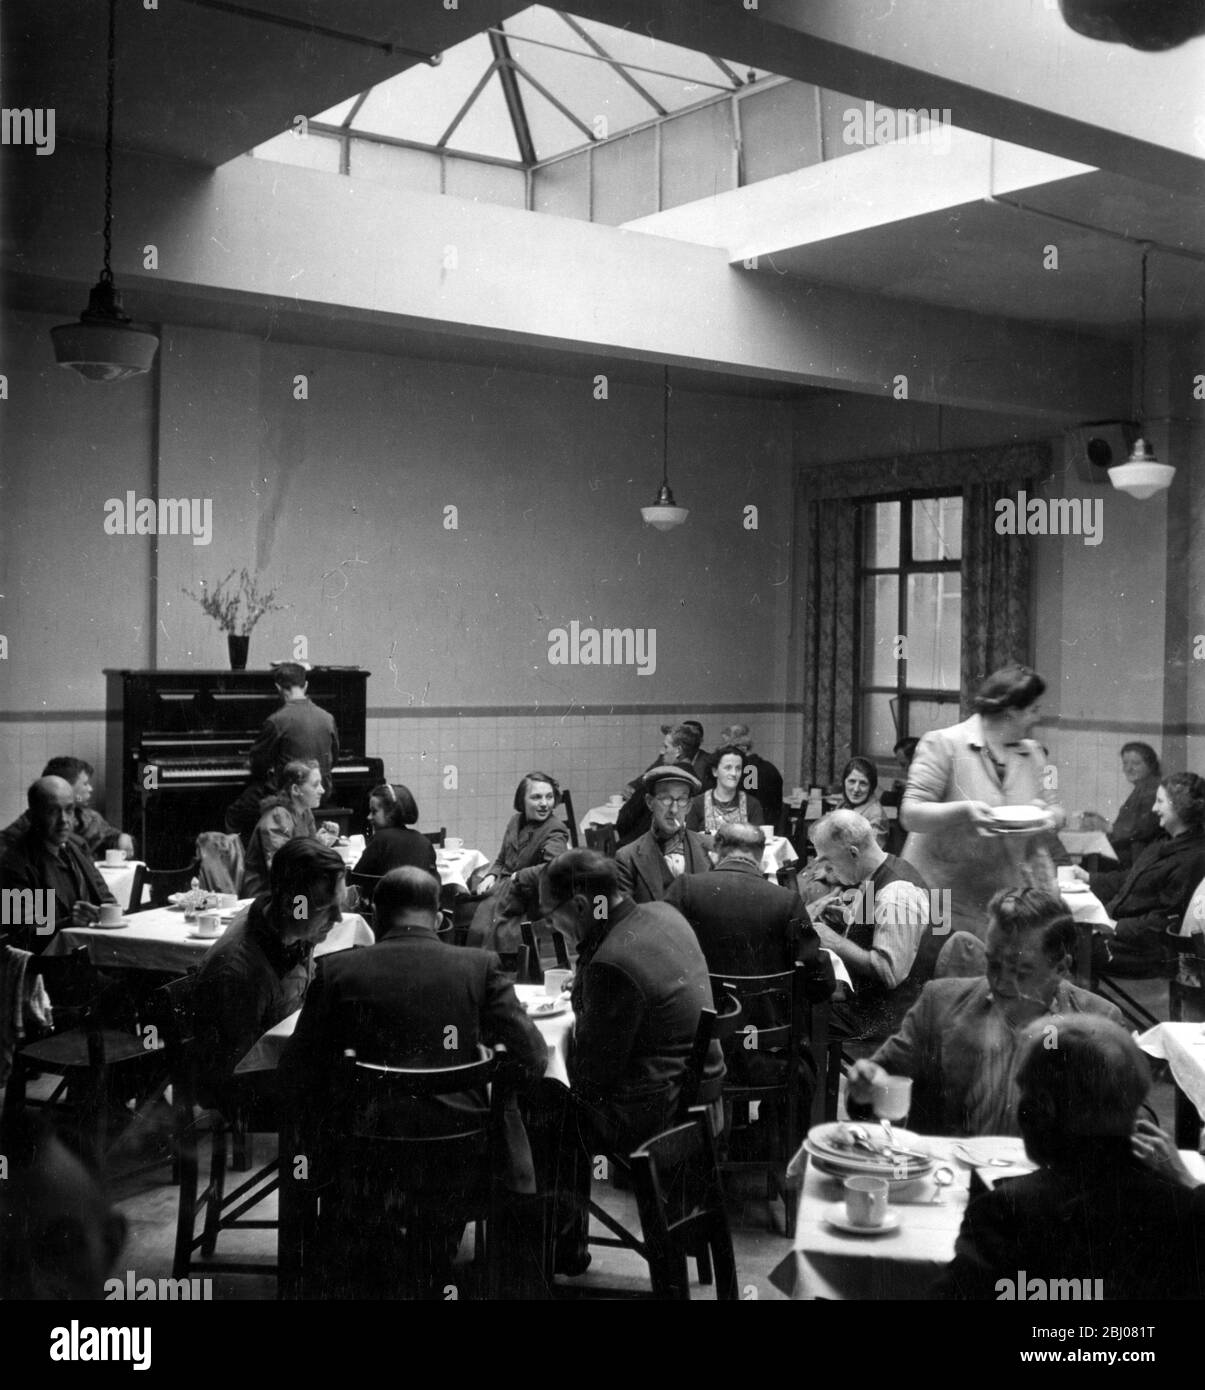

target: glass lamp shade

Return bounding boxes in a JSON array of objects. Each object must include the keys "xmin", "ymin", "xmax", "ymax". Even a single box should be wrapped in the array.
[
  {"xmin": 1108, "ymin": 439, "xmax": 1175, "ymax": 500},
  {"xmin": 640, "ymin": 483, "xmax": 689, "ymax": 531},
  {"xmin": 51, "ymin": 279, "xmax": 159, "ymax": 382}
]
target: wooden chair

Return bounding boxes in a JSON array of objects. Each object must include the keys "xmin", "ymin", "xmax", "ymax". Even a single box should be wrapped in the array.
[
  {"xmin": 423, "ymin": 828, "xmax": 447, "ymax": 847},
  {"xmin": 301, "ymin": 1049, "xmax": 503, "ymax": 1299},
  {"xmin": 3, "ymin": 947, "xmax": 166, "ymax": 1175},
  {"xmin": 1168, "ymin": 928, "xmax": 1205, "ymax": 1148},
  {"xmin": 556, "ymin": 791, "xmax": 581, "ymax": 849},
  {"xmin": 629, "ymin": 1108, "xmax": 739, "ymax": 1301},
  {"xmin": 153, "ymin": 975, "xmax": 280, "ymax": 1282},
  {"xmin": 142, "ymin": 859, "xmax": 202, "ymax": 909},
  {"xmin": 520, "ymin": 918, "xmax": 571, "ymax": 972},
  {"xmin": 709, "ymin": 965, "xmax": 808, "ymax": 1230},
  {"xmin": 584, "ymin": 824, "xmax": 618, "ymax": 858}
]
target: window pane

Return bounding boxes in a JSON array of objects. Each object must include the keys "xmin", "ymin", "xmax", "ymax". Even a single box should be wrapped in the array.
[
  {"xmin": 906, "ymin": 696, "xmax": 961, "ymax": 742},
  {"xmin": 861, "ymin": 575, "xmax": 900, "ymax": 686},
  {"xmin": 861, "ymin": 693, "xmax": 899, "ymax": 760},
  {"xmin": 905, "ymin": 572, "xmax": 961, "ymax": 689},
  {"xmin": 912, "ymin": 495, "xmax": 963, "ymax": 561},
  {"xmin": 862, "ymin": 500, "xmax": 900, "ymax": 569}
]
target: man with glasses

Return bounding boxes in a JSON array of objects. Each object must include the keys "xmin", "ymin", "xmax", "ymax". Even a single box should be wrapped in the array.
[{"xmin": 615, "ymin": 762, "xmax": 710, "ymax": 903}]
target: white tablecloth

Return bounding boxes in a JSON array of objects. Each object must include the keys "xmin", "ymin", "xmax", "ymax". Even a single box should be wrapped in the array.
[
  {"xmin": 52, "ymin": 905, "xmax": 372, "ymax": 975},
  {"xmin": 434, "ymin": 847, "xmax": 489, "ymax": 892},
  {"xmin": 580, "ymin": 803, "xmax": 625, "ymax": 833},
  {"xmin": 772, "ymin": 1135, "xmax": 1205, "ymax": 1299},
  {"xmin": 235, "ymin": 980, "xmax": 573, "ymax": 1081},
  {"xmin": 762, "ymin": 835, "xmax": 798, "ymax": 876},
  {"xmin": 1059, "ymin": 829, "xmax": 1118, "ymax": 862},
  {"xmin": 96, "ymin": 860, "xmax": 150, "ymax": 911},
  {"xmin": 1137, "ymin": 1021, "xmax": 1205, "ymax": 1122}
]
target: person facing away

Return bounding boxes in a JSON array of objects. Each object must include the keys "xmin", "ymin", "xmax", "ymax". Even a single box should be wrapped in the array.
[
  {"xmin": 0, "ymin": 776, "xmax": 116, "ymax": 953},
  {"xmin": 352, "ymin": 783, "xmax": 437, "ymax": 879},
  {"xmin": 615, "ymin": 762, "xmax": 711, "ymax": 904},
  {"xmin": 806, "ymin": 808, "xmax": 937, "ymax": 1044},
  {"xmin": 931, "ymin": 1014, "xmax": 1205, "ymax": 1300},
  {"xmin": 0, "ymin": 756, "xmax": 133, "ymax": 860},
  {"xmin": 846, "ymin": 887, "xmax": 1122, "ymax": 1137},
  {"xmin": 247, "ymin": 661, "xmax": 340, "ymax": 794}
]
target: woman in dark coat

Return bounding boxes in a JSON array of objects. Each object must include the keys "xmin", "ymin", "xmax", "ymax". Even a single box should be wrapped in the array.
[
  {"xmin": 1076, "ymin": 772, "xmax": 1205, "ymax": 977},
  {"xmin": 352, "ymin": 783, "xmax": 437, "ymax": 879},
  {"xmin": 467, "ymin": 772, "xmax": 569, "ymax": 951}
]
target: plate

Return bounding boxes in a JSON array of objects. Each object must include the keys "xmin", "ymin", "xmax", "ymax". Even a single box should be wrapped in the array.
[
  {"xmin": 807, "ymin": 1122, "xmax": 931, "ymax": 1163},
  {"xmin": 186, "ymin": 931, "xmax": 225, "ymax": 942},
  {"xmin": 525, "ymin": 1000, "xmax": 569, "ymax": 1019},
  {"xmin": 804, "ymin": 1146, "xmax": 932, "ymax": 1180},
  {"xmin": 991, "ymin": 804, "xmax": 1048, "ymax": 827},
  {"xmin": 1058, "ymin": 884, "xmax": 1091, "ymax": 896},
  {"xmin": 822, "ymin": 1206, "xmax": 901, "ymax": 1236},
  {"xmin": 807, "ymin": 1154, "xmax": 931, "ymax": 1191}
]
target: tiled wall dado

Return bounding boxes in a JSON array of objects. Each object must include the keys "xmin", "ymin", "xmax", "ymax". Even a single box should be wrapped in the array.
[{"xmin": 0, "ymin": 710, "xmax": 795, "ymax": 856}]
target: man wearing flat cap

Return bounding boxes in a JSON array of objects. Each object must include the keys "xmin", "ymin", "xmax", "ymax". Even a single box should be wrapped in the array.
[{"xmin": 615, "ymin": 762, "xmax": 711, "ymax": 903}]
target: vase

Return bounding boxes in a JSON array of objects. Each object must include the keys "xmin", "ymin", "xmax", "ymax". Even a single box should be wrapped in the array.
[{"xmin": 227, "ymin": 634, "xmax": 250, "ymax": 670}]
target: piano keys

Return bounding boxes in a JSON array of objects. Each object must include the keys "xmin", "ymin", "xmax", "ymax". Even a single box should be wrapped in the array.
[{"xmin": 105, "ymin": 668, "xmax": 384, "ymax": 867}]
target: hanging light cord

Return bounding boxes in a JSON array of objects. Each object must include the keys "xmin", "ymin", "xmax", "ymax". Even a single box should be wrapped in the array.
[
  {"xmin": 102, "ymin": 0, "xmax": 116, "ymax": 285},
  {"xmin": 1136, "ymin": 247, "xmax": 1148, "ymax": 424},
  {"xmin": 662, "ymin": 367, "xmax": 671, "ymax": 487}
]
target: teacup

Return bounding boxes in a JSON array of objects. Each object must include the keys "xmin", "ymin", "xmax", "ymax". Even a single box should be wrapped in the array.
[
  {"xmin": 104, "ymin": 848, "xmax": 126, "ymax": 865},
  {"xmin": 608, "ymin": 795, "xmax": 624, "ymax": 807},
  {"xmin": 98, "ymin": 902, "xmax": 124, "ymax": 927},
  {"xmin": 544, "ymin": 968, "xmax": 572, "ymax": 997},
  {"xmin": 195, "ymin": 911, "xmax": 221, "ymax": 939},
  {"xmin": 759, "ymin": 825, "xmax": 775, "ymax": 841},
  {"xmin": 445, "ymin": 837, "xmax": 464, "ymax": 851},
  {"xmin": 217, "ymin": 893, "xmax": 238, "ymax": 911},
  {"xmin": 844, "ymin": 1175, "xmax": 889, "ymax": 1228},
  {"xmin": 1056, "ymin": 865, "xmax": 1078, "ymax": 890}
]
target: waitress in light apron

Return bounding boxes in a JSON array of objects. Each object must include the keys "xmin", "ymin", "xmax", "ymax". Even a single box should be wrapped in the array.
[{"xmin": 901, "ymin": 664, "xmax": 1064, "ymax": 938}]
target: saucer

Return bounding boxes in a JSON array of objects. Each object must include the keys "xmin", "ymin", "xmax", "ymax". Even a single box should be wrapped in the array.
[
  {"xmin": 822, "ymin": 1206, "xmax": 901, "ymax": 1236},
  {"xmin": 93, "ymin": 916, "xmax": 130, "ymax": 930},
  {"xmin": 186, "ymin": 930, "xmax": 225, "ymax": 942}
]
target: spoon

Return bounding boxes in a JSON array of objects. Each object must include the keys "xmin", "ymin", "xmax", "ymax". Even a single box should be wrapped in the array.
[
  {"xmin": 930, "ymin": 1166, "xmax": 955, "ymax": 1204},
  {"xmin": 953, "ymin": 1144, "xmax": 1017, "ymax": 1168}
]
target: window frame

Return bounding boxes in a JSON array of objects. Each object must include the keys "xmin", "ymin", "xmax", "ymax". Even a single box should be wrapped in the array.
[{"xmin": 855, "ymin": 489, "xmax": 963, "ymax": 755}]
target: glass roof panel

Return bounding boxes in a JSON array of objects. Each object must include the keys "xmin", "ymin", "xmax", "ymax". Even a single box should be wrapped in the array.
[
  {"xmin": 280, "ymin": 6, "xmax": 778, "ymax": 165},
  {"xmin": 353, "ymin": 33, "xmax": 494, "ymax": 144},
  {"xmin": 444, "ymin": 71, "xmax": 522, "ymax": 161}
]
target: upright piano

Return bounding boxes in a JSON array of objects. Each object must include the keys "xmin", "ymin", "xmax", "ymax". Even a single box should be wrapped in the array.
[{"xmin": 104, "ymin": 668, "xmax": 384, "ymax": 867}]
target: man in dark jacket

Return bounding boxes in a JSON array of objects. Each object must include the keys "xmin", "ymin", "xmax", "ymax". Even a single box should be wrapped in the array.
[
  {"xmin": 932, "ymin": 1014, "xmax": 1205, "ymax": 1300},
  {"xmin": 0, "ymin": 777, "xmax": 116, "ymax": 952},
  {"xmin": 615, "ymin": 762, "xmax": 710, "ymax": 903},
  {"xmin": 278, "ymin": 865, "xmax": 547, "ymax": 1297}
]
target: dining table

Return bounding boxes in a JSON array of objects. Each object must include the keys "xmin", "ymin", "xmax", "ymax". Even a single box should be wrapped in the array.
[
  {"xmin": 96, "ymin": 858, "xmax": 150, "ymax": 912},
  {"xmin": 335, "ymin": 834, "xmax": 489, "ymax": 892},
  {"xmin": 47, "ymin": 903, "xmax": 374, "ymax": 975},
  {"xmin": 1058, "ymin": 829, "xmax": 1118, "ymax": 863},
  {"xmin": 770, "ymin": 1134, "xmax": 1205, "ymax": 1300},
  {"xmin": 1136, "ymin": 1020, "xmax": 1205, "ymax": 1147}
]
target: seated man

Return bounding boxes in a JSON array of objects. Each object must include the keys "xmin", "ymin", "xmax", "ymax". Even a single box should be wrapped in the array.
[
  {"xmin": 278, "ymin": 865, "xmax": 548, "ymax": 1297},
  {"xmin": 0, "ymin": 777, "xmax": 116, "ymax": 952},
  {"xmin": 1, "ymin": 757, "xmax": 133, "ymax": 860},
  {"xmin": 613, "ymin": 724, "xmax": 695, "ymax": 848},
  {"xmin": 847, "ymin": 888, "xmax": 1123, "ymax": 1136},
  {"xmin": 615, "ymin": 762, "xmax": 710, "ymax": 903},
  {"xmin": 192, "ymin": 836, "xmax": 346, "ymax": 1115},
  {"xmin": 806, "ymin": 809, "xmax": 938, "ymax": 1046},
  {"xmin": 932, "ymin": 1015, "xmax": 1205, "ymax": 1300}
]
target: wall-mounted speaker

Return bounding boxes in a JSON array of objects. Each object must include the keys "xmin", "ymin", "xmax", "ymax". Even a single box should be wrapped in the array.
[{"xmin": 1065, "ymin": 421, "xmax": 1138, "ymax": 486}]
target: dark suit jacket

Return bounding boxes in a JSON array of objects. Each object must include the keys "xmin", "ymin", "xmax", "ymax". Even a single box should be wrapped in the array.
[
  {"xmin": 932, "ymin": 1139, "xmax": 1205, "ymax": 1300},
  {"xmin": 571, "ymin": 897, "xmax": 724, "ymax": 1145},
  {"xmin": 248, "ymin": 697, "xmax": 339, "ymax": 789},
  {"xmin": 615, "ymin": 827, "xmax": 711, "ymax": 904},
  {"xmin": 0, "ymin": 831, "xmax": 116, "ymax": 953},
  {"xmin": 278, "ymin": 925, "xmax": 546, "ymax": 1186},
  {"xmin": 1089, "ymin": 828, "xmax": 1205, "ymax": 970}
]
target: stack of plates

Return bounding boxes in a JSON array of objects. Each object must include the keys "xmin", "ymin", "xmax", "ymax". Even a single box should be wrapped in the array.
[
  {"xmin": 989, "ymin": 805, "xmax": 1048, "ymax": 835},
  {"xmin": 804, "ymin": 1122, "xmax": 934, "ymax": 1187}
]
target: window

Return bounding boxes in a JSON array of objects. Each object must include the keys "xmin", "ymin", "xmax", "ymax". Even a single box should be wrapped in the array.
[{"xmin": 857, "ymin": 493, "xmax": 962, "ymax": 759}]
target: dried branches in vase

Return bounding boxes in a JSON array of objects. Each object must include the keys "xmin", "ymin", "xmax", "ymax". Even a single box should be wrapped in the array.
[{"xmin": 181, "ymin": 569, "xmax": 287, "ymax": 669}]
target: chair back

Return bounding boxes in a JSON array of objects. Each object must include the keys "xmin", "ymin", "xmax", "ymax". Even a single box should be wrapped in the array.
[
  {"xmin": 150, "ymin": 973, "xmax": 203, "ymax": 1111},
  {"xmin": 707, "ymin": 967, "xmax": 801, "ymax": 1057},
  {"xmin": 423, "ymin": 828, "xmax": 447, "ymax": 847},
  {"xmin": 556, "ymin": 790, "xmax": 580, "ymax": 849},
  {"xmin": 584, "ymin": 824, "xmax": 618, "ymax": 858},
  {"xmin": 144, "ymin": 860, "xmax": 202, "ymax": 908},
  {"xmin": 518, "ymin": 922, "xmax": 545, "ymax": 986},
  {"xmin": 677, "ymin": 1003, "xmax": 725, "ymax": 1118},
  {"xmin": 628, "ymin": 1108, "xmax": 738, "ymax": 1301}
]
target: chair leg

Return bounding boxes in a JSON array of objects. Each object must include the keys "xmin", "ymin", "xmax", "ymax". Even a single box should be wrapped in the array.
[
  {"xmin": 173, "ymin": 1117, "xmax": 201, "ymax": 1278},
  {"xmin": 694, "ymin": 1238, "xmax": 713, "ymax": 1286},
  {"xmin": 200, "ymin": 1125, "xmax": 229, "ymax": 1257},
  {"xmin": 231, "ymin": 1117, "xmax": 251, "ymax": 1171}
]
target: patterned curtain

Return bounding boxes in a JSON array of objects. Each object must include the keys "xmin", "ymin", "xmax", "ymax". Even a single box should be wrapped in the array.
[
  {"xmin": 800, "ymin": 499, "xmax": 858, "ymax": 787},
  {"xmin": 799, "ymin": 441, "xmax": 1050, "ymax": 782},
  {"xmin": 960, "ymin": 477, "xmax": 1035, "ymax": 715}
]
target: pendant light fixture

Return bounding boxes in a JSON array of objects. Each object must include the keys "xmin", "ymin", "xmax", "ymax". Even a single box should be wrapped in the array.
[
  {"xmin": 641, "ymin": 367, "xmax": 689, "ymax": 530},
  {"xmin": 1108, "ymin": 248, "xmax": 1174, "ymax": 500},
  {"xmin": 51, "ymin": 0, "xmax": 159, "ymax": 383}
]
